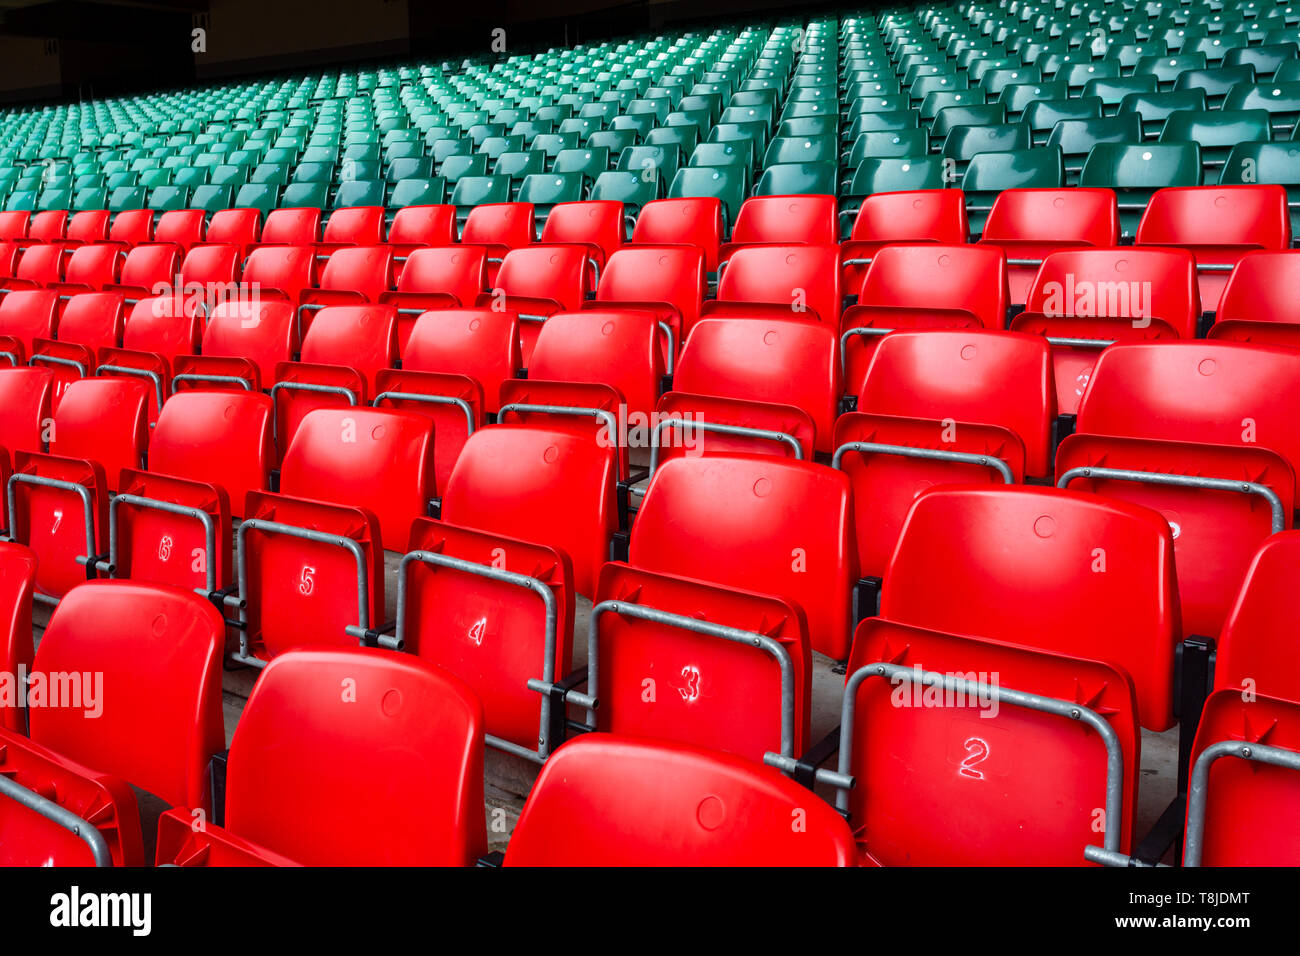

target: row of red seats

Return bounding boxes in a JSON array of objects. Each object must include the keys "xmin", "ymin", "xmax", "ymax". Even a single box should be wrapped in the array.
[{"xmin": 1, "ymin": 481, "xmax": 1294, "ymax": 865}]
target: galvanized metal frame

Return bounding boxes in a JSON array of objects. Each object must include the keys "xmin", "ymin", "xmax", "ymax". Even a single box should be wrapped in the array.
[
  {"xmin": 631, "ymin": 415, "xmax": 804, "ymax": 499},
  {"xmin": 4, "ymin": 471, "xmax": 97, "ymax": 607},
  {"xmin": 102, "ymin": 493, "xmax": 220, "ymax": 595},
  {"xmin": 0, "ymin": 772, "xmax": 113, "ymax": 866},
  {"xmin": 97, "ymin": 363, "xmax": 165, "ymax": 414},
  {"xmin": 372, "ymin": 389, "xmax": 476, "ymax": 438},
  {"xmin": 573, "ymin": 598, "xmax": 799, "ymax": 760},
  {"xmin": 832, "ymin": 439, "xmax": 1016, "ymax": 484},
  {"xmin": 1182, "ymin": 738, "xmax": 1300, "ymax": 867}
]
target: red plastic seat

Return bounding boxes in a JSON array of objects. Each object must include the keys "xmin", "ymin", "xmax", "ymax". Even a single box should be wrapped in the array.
[
  {"xmin": 6, "ymin": 243, "xmax": 65, "ymax": 291},
  {"xmin": 154, "ymin": 209, "xmax": 207, "ymax": 253},
  {"xmin": 0, "ymin": 366, "xmax": 54, "ymax": 456},
  {"xmin": 104, "ymin": 243, "xmax": 180, "ymax": 301},
  {"xmin": 841, "ymin": 190, "xmax": 969, "ymax": 292},
  {"xmin": 717, "ymin": 194, "xmax": 838, "ymax": 267},
  {"xmin": 631, "ymin": 197, "xmax": 724, "ymax": 272},
  {"xmin": 97, "ymin": 292, "xmax": 204, "ymax": 419},
  {"xmin": 460, "ymin": 202, "xmax": 534, "ymax": 284},
  {"xmin": 28, "ymin": 580, "xmax": 225, "ymax": 813},
  {"xmin": 24, "ymin": 211, "xmax": 68, "ymax": 247},
  {"xmin": 700, "ymin": 243, "xmax": 842, "ymax": 329},
  {"xmin": 590, "ymin": 245, "xmax": 706, "ymax": 359},
  {"xmin": 54, "ymin": 243, "xmax": 122, "ymax": 294},
  {"xmin": 0, "ymin": 542, "xmax": 36, "ymax": 733},
  {"xmin": 589, "ymin": 562, "xmax": 812, "ymax": 763},
  {"xmin": 1215, "ymin": 531, "xmax": 1300, "ymax": 702},
  {"xmin": 843, "ymin": 615, "xmax": 1140, "ymax": 865},
  {"xmin": 205, "ymin": 208, "xmax": 261, "ymax": 259},
  {"xmin": 240, "ymin": 244, "xmax": 314, "ymax": 304},
  {"xmin": 1058, "ymin": 341, "xmax": 1300, "ymax": 640},
  {"xmin": 379, "ymin": 245, "xmax": 487, "ymax": 350},
  {"xmin": 179, "ymin": 299, "xmax": 297, "ymax": 392},
  {"xmin": 111, "ymin": 390, "xmax": 272, "ymax": 594},
  {"xmin": 65, "ymin": 210, "xmax": 109, "ymax": 246},
  {"xmin": 665, "ymin": 316, "xmax": 838, "ymax": 457},
  {"xmin": 880, "ymin": 484, "xmax": 1179, "ymax": 730},
  {"xmin": 321, "ymin": 206, "xmax": 385, "ymax": 249},
  {"xmin": 272, "ymin": 304, "xmax": 397, "ymax": 458},
  {"xmin": 979, "ymin": 187, "xmax": 1119, "ymax": 304},
  {"xmin": 107, "ymin": 209, "xmax": 152, "ymax": 247},
  {"xmin": 841, "ymin": 243, "xmax": 1009, "ymax": 393},
  {"xmin": 47, "ymin": 376, "xmax": 149, "ymax": 491},
  {"xmin": 477, "ymin": 244, "xmax": 594, "ymax": 363},
  {"xmin": 504, "ymin": 734, "xmax": 857, "ymax": 866},
  {"xmin": 836, "ymin": 329, "xmax": 1054, "ymax": 582},
  {"xmin": 1011, "ymin": 248, "xmax": 1201, "ymax": 414},
  {"xmin": 631, "ymin": 454, "xmax": 856, "ymax": 659},
  {"xmin": 440, "ymin": 424, "xmax": 617, "ymax": 597},
  {"xmin": 1183, "ymin": 689, "xmax": 1300, "ymax": 866},
  {"xmin": 261, "ymin": 206, "xmax": 321, "ymax": 246},
  {"xmin": 0, "ymin": 211, "xmax": 30, "ymax": 244},
  {"xmin": 1136, "ymin": 184, "xmax": 1291, "ymax": 310},
  {"xmin": 298, "ymin": 245, "xmax": 394, "ymax": 337},
  {"xmin": 539, "ymin": 200, "xmax": 625, "ymax": 269},
  {"xmin": 0, "ymin": 289, "xmax": 59, "ymax": 363},
  {"xmin": 156, "ymin": 648, "xmax": 486, "ymax": 866},
  {"xmin": 1210, "ymin": 250, "xmax": 1300, "ymax": 348},
  {"xmin": 387, "ymin": 204, "xmax": 457, "ymax": 260}
]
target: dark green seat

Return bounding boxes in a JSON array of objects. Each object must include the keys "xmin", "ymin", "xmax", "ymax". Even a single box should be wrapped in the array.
[
  {"xmin": 233, "ymin": 183, "xmax": 279, "ymax": 216},
  {"xmin": 590, "ymin": 171, "xmax": 661, "ymax": 218},
  {"xmin": 553, "ymin": 147, "xmax": 610, "ymax": 186},
  {"xmin": 932, "ymin": 103, "xmax": 1006, "ymax": 140},
  {"xmin": 331, "ymin": 180, "xmax": 385, "ymax": 208},
  {"xmin": 842, "ymin": 129, "xmax": 929, "ymax": 171},
  {"xmin": 1079, "ymin": 142, "xmax": 1203, "ymax": 237},
  {"xmin": 963, "ymin": 146, "xmax": 1065, "ymax": 234},
  {"xmin": 449, "ymin": 174, "xmax": 512, "ymax": 210},
  {"xmin": 440, "ymin": 153, "xmax": 488, "ymax": 183},
  {"xmin": 190, "ymin": 184, "xmax": 233, "ymax": 213},
  {"xmin": 1174, "ymin": 66, "xmax": 1257, "ymax": 107},
  {"xmin": 1023, "ymin": 97, "xmax": 1105, "ymax": 145},
  {"xmin": 754, "ymin": 161, "xmax": 836, "ymax": 196},
  {"xmin": 109, "ymin": 186, "xmax": 146, "ymax": 212},
  {"xmin": 72, "ymin": 187, "xmax": 107, "ymax": 212},
  {"xmin": 388, "ymin": 177, "xmax": 446, "ymax": 208},
  {"xmin": 493, "ymin": 150, "xmax": 546, "ymax": 185},
  {"xmin": 763, "ymin": 134, "xmax": 838, "ymax": 167},
  {"xmin": 148, "ymin": 185, "xmax": 189, "ymax": 212},
  {"xmin": 1118, "ymin": 90, "xmax": 1209, "ymax": 138},
  {"xmin": 1046, "ymin": 114, "xmax": 1142, "ymax": 184},
  {"xmin": 1082, "ymin": 76, "xmax": 1158, "ymax": 115},
  {"xmin": 37, "ymin": 189, "xmax": 71, "ymax": 212},
  {"xmin": 669, "ymin": 166, "xmax": 747, "ymax": 229},
  {"xmin": 281, "ymin": 182, "xmax": 329, "ymax": 208},
  {"xmin": 1223, "ymin": 82, "xmax": 1300, "ymax": 135},
  {"xmin": 998, "ymin": 81, "xmax": 1068, "ymax": 121},
  {"xmin": 1159, "ymin": 108, "xmax": 1272, "ymax": 182},
  {"xmin": 846, "ymin": 155, "xmax": 947, "ymax": 198},
  {"xmin": 1221, "ymin": 142, "xmax": 1300, "ymax": 233}
]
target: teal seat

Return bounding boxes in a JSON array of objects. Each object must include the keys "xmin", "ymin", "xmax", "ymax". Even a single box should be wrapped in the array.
[
  {"xmin": 72, "ymin": 187, "xmax": 106, "ymax": 212},
  {"xmin": 1118, "ymin": 90, "xmax": 1209, "ymax": 138},
  {"xmin": 449, "ymin": 174, "xmax": 512, "ymax": 210},
  {"xmin": 494, "ymin": 150, "xmax": 546, "ymax": 185},
  {"xmin": 331, "ymin": 180, "xmax": 385, "ymax": 208},
  {"xmin": 389, "ymin": 177, "xmax": 446, "ymax": 208},
  {"xmin": 668, "ymin": 166, "xmax": 748, "ymax": 229},
  {"xmin": 190, "ymin": 184, "xmax": 233, "ymax": 213},
  {"xmin": 148, "ymin": 186, "xmax": 189, "ymax": 212},
  {"xmin": 590, "ymin": 171, "xmax": 661, "ymax": 216},
  {"xmin": 1079, "ymin": 142, "xmax": 1203, "ymax": 237},
  {"xmin": 1160, "ymin": 108, "xmax": 1272, "ymax": 182},
  {"xmin": 963, "ymin": 147, "xmax": 1065, "ymax": 234},
  {"xmin": 754, "ymin": 161, "xmax": 837, "ymax": 196},
  {"xmin": 37, "ymin": 189, "xmax": 71, "ymax": 212},
  {"xmin": 1046, "ymin": 115, "xmax": 1143, "ymax": 184},
  {"xmin": 441, "ymin": 153, "xmax": 488, "ymax": 183},
  {"xmin": 553, "ymin": 147, "xmax": 610, "ymax": 186},
  {"xmin": 109, "ymin": 186, "xmax": 146, "ymax": 212},
  {"xmin": 233, "ymin": 183, "xmax": 280, "ymax": 216},
  {"xmin": 1022, "ymin": 97, "xmax": 1104, "ymax": 145}
]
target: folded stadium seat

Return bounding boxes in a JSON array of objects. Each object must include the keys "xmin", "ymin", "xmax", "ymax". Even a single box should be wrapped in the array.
[
  {"xmin": 0, "ymin": 211, "xmax": 29, "ymax": 246},
  {"xmin": 171, "ymin": 299, "xmax": 297, "ymax": 395},
  {"xmin": 628, "ymin": 453, "xmax": 855, "ymax": 659},
  {"xmin": 297, "ymin": 245, "xmax": 393, "ymax": 338},
  {"xmin": 28, "ymin": 292, "xmax": 124, "ymax": 400},
  {"xmin": 698, "ymin": 244, "xmax": 841, "ymax": 330},
  {"xmin": 1135, "ymin": 184, "xmax": 1291, "ymax": 311},
  {"xmin": 0, "ymin": 541, "xmax": 35, "ymax": 732},
  {"xmin": 48, "ymin": 243, "xmax": 123, "ymax": 298},
  {"xmin": 669, "ymin": 167, "xmax": 747, "ymax": 233},
  {"xmin": 0, "ymin": 367, "xmax": 54, "ymax": 468},
  {"xmin": 316, "ymin": 205, "xmax": 385, "ymax": 258},
  {"xmin": 64, "ymin": 209, "xmax": 109, "ymax": 246},
  {"xmin": 653, "ymin": 316, "xmax": 838, "ymax": 464},
  {"xmin": 1209, "ymin": 251, "xmax": 1300, "ymax": 347},
  {"xmin": 238, "ymin": 244, "xmax": 314, "ymax": 305},
  {"xmin": 714, "ymin": 195, "xmax": 837, "ymax": 270},
  {"xmin": 101, "ymin": 242, "xmax": 181, "ymax": 303},
  {"xmin": 155, "ymin": 648, "xmax": 486, "ymax": 866},
  {"xmin": 504, "ymin": 734, "xmax": 856, "ymax": 866},
  {"xmin": 153, "ymin": 209, "xmax": 206, "ymax": 254},
  {"xmin": 260, "ymin": 206, "xmax": 321, "ymax": 248},
  {"xmin": 0, "ymin": 580, "xmax": 224, "ymax": 865},
  {"xmin": 3, "ymin": 243, "xmax": 66, "ymax": 291},
  {"xmin": 820, "ymin": 489, "xmax": 1166, "ymax": 862},
  {"xmin": 840, "ymin": 243, "xmax": 1010, "ymax": 394},
  {"xmin": 475, "ymin": 244, "xmax": 593, "ymax": 364},
  {"xmin": 1159, "ymin": 109, "xmax": 1272, "ymax": 185},
  {"xmin": 106, "ymin": 390, "xmax": 273, "ymax": 594},
  {"xmin": 271, "ymin": 304, "xmax": 398, "ymax": 462},
  {"xmin": 572, "ymin": 559, "xmax": 812, "ymax": 763},
  {"xmin": 1079, "ymin": 141, "xmax": 1203, "ymax": 238},
  {"xmin": 459, "ymin": 201, "xmax": 534, "ymax": 285},
  {"xmin": 231, "ymin": 406, "xmax": 433, "ymax": 663},
  {"xmin": 1010, "ymin": 247, "xmax": 1201, "ymax": 415},
  {"xmin": 385, "ymin": 203, "xmax": 457, "ymax": 264},
  {"xmin": 629, "ymin": 196, "xmax": 724, "ymax": 273},
  {"xmin": 0, "ymin": 289, "xmax": 58, "ymax": 364},
  {"xmin": 839, "ymin": 189, "xmax": 968, "ymax": 292},
  {"xmin": 978, "ymin": 187, "xmax": 1120, "ymax": 306},
  {"xmin": 204, "ymin": 207, "xmax": 261, "ymax": 259},
  {"xmin": 169, "ymin": 242, "xmax": 242, "ymax": 313},
  {"xmin": 105, "ymin": 208, "xmax": 153, "ymax": 250},
  {"xmin": 835, "ymin": 329, "xmax": 1054, "ymax": 603},
  {"xmin": 1058, "ymin": 341, "xmax": 1300, "ymax": 640},
  {"xmin": 537, "ymin": 200, "xmax": 625, "ymax": 275},
  {"xmin": 378, "ymin": 245, "xmax": 487, "ymax": 350},
  {"xmin": 21, "ymin": 210, "xmax": 68, "ymax": 248}
]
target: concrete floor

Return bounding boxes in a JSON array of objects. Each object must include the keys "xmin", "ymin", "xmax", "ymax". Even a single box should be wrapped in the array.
[{"xmin": 31, "ymin": 546, "xmax": 1182, "ymax": 862}]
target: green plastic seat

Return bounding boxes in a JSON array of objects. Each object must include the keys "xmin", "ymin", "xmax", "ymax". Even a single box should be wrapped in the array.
[
  {"xmin": 190, "ymin": 184, "xmax": 233, "ymax": 213},
  {"xmin": 687, "ymin": 143, "xmax": 753, "ymax": 191},
  {"xmin": 763, "ymin": 134, "xmax": 838, "ymax": 167},
  {"xmin": 449, "ymin": 174, "xmax": 512, "ymax": 209},
  {"xmin": 1047, "ymin": 114, "xmax": 1143, "ymax": 183},
  {"xmin": 1160, "ymin": 108, "xmax": 1272, "ymax": 182},
  {"xmin": 173, "ymin": 167, "xmax": 209, "ymax": 190},
  {"xmin": 942, "ymin": 123, "xmax": 1031, "ymax": 167},
  {"xmin": 148, "ymin": 185, "xmax": 189, "ymax": 212},
  {"xmin": 754, "ymin": 161, "xmax": 836, "ymax": 196},
  {"xmin": 1079, "ymin": 142, "xmax": 1203, "ymax": 236},
  {"xmin": 279, "ymin": 182, "xmax": 328, "ymax": 208},
  {"xmin": 1118, "ymin": 90, "xmax": 1209, "ymax": 138},
  {"xmin": 292, "ymin": 162, "xmax": 334, "ymax": 184},
  {"xmin": 963, "ymin": 146, "xmax": 1066, "ymax": 233},
  {"xmin": 210, "ymin": 164, "xmax": 249, "ymax": 189},
  {"xmin": 1174, "ymin": 66, "xmax": 1258, "ymax": 107},
  {"xmin": 1083, "ymin": 76, "xmax": 1159, "ymax": 114},
  {"xmin": 389, "ymin": 177, "xmax": 446, "ymax": 208},
  {"xmin": 37, "ymin": 189, "xmax": 71, "ymax": 212},
  {"xmin": 233, "ymin": 183, "xmax": 280, "ymax": 216},
  {"xmin": 1223, "ymin": 82, "xmax": 1300, "ymax": 135},
  {"xmin": 441, "ymin": 153, "xmax": 488, "ymax": 183},
  {"xmin": 533, "ymin": 133, "xmax": 579, "ymax": 161},
  {"xmin": 331, "ymin": 180, "xmax": 385, "ymax": 208},
  {"xmin": 109, "ymin": 186, "xmax": 146, "ymax": 212},
  {"xmin": 553, "ymin": 147, "xmax": 610, "ymax": 184},
  {"xmin": 250, "ymin": 163, "xmax": 289, "ymax": 186},
  {"xmin": 494, "ymin": 150, "xmax": 546, "ymax": 185},
  {"xmin": 933, "ymin": 104, "xmax": 1006, "ymax": 140},
  {"xmin": 517, "ymin": 172, "xmax": 584, "ymax": 210},
  {"xmin": 645, "ymin": 125, "xmax": 699, "ymax": 156},
  {"xmin": 478, "ymin": 136, "xmax": 523, "ymax": 161},
  {"xmin": 1224, "ymin": 42, "xmax": 1299, "ymax": 80},
  {"xmin": 72, "ymin": 187, "xmax": 106, "ymax": 212},
  {"xmin": 846, "ymin": 156, "xmax": 947, "ymax": 199},
  {"xmin": 6, "ymin": 190, "xmax": 37, "ymax": 212},
  {"xmin": 669, "ymin": 166, "xmax": 747, "ymax": 228},
  {"xmin": 1135, "ymin": 53, "xmax": 1208, "ymax": 88}
]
